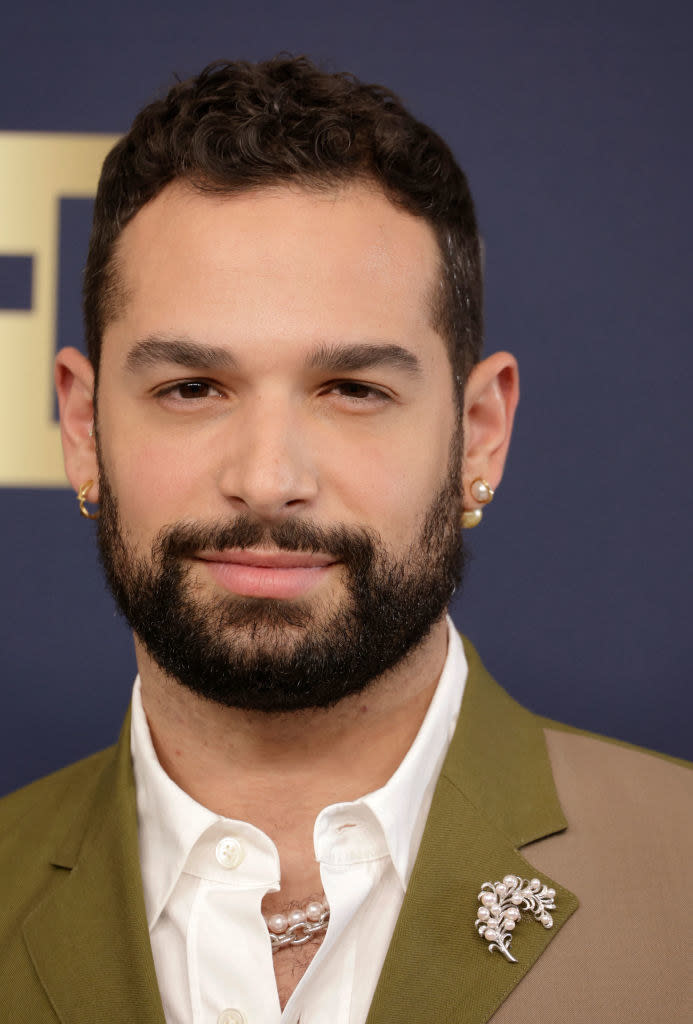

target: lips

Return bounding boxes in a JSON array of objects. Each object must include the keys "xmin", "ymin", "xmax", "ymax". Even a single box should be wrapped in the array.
[{"xmin": 196, "ymin": 548, "xmax": 337, "ymax": 599}]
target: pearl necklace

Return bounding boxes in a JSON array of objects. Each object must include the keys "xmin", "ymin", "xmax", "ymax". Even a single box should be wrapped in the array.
[{"xmin": 264, "ymin": 897, "xmax": 330, "ymax": 952}]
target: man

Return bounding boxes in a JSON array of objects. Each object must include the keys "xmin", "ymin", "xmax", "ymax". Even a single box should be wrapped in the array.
[{"xmin": 0, "ymin": 57, "xmax": 690, "ymax": 1024}]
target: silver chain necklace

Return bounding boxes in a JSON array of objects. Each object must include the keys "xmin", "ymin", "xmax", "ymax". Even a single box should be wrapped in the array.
[{"xmin": 265, "ymin": 897, "xmax": 330, "ymax": 953}]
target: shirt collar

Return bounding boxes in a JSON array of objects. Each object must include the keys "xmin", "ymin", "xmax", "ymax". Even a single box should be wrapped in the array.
[
  {"xmin": 131, "ymin": 616, "xmax": 466, "ymax": 924},
  {"xmin": 130, "ymin": 680, "xmax": 220, "ymax": 928},
  {"xmin": 355, "ymin": 618, "xmax": 466, "ymax": 889}
]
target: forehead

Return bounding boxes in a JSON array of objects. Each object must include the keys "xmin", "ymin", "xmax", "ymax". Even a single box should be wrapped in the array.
[{"xmin": 106, "ymin": 180, "xmax": 444, "ymax": 364}]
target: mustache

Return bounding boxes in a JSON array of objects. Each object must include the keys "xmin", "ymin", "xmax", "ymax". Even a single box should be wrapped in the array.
[{"xmin": 152, "ymin": 514, "xmax": 378, "ymax": 567}]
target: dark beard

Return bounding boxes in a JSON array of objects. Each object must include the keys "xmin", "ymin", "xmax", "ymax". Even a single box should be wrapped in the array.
[{"xmin": 95, "ymin": 443, "xmax": 466, "ymax": 713}]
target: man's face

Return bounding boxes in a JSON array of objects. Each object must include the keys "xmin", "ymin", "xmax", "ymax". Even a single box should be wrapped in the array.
[{"xmin": 94, "ymin": 181, "xmax": 465, "ymax": 711}]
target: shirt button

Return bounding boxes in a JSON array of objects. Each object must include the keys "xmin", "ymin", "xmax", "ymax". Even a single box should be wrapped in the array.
[
  {"xmin": 218, "ymin": 1011, "xmax": 246, "ymax": 1024},
  {"xmin": 215, "ymin": 836, "xmax": 244, "ymax": 869}
]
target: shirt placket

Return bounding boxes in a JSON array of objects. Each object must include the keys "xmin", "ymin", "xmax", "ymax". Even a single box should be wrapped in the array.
[
  {"xmin": 184, "ymin": 820, "xmax": 282, "ymax": 1024},
  {"xmin": 279, "ymin": 805, "xmax": 390, "ymax": 1024}
]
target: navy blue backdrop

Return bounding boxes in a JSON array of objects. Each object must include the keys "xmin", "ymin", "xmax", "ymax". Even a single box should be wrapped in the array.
[{"xmin": 1, "ymin": 0, "xmax": 691, "ymax": 795}]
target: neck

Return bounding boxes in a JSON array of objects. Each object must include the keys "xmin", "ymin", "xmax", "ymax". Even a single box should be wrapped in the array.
[{"xmin": 135, "ymin": 616, "xmax": 449, "ymax": 831}]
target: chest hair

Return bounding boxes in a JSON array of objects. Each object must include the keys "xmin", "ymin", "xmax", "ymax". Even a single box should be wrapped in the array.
[{"xmin": 273, "ymin": 932, "xmax": 326, "ymax": 1010}]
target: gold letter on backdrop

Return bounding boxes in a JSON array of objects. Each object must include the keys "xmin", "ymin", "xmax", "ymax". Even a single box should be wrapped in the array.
[{"xmin": 0, "ymin": 133, "xmax": 118, "ymax": 487}]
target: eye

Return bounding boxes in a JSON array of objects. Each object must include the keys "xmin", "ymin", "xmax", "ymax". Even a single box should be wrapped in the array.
[
  {"xmin": 155, "ymin": 379, "xmax": 224, "ymax": 402},
  {"xmin": 328, "ymin": 380, "xmax": 391, "ymax": 403}
]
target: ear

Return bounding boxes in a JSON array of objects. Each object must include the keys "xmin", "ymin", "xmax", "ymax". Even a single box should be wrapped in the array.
[
  {"xmin": 461, "ymin": 351, "xmax": 519, "ymax": 508},
  {"xmin": 54, "ymin": 346, "xmax": 99, "ymax": 500}
]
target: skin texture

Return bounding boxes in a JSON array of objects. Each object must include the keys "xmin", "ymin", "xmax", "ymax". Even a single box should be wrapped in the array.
[{"xmin": 56, "ymin": 180, "xmax": 518, "ymax": 1004}]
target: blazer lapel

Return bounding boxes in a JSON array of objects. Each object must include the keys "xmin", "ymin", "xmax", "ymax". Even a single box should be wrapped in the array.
[
  {"xmin": 366, "ymin": 639, "xmax": 579, "ymax": 1024},
  {"xmin": 22, "ymin": 713, "xmax": 165, "ymax": 1024}
]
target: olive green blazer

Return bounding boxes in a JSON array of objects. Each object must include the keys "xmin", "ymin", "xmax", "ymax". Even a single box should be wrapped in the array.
[{"xmin": 1, "ymin": 641, "xmax": 690, "ymax": 1023}]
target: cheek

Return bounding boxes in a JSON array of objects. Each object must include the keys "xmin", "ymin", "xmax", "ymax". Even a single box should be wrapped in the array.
[
  {"xmin": 100, "ymin": 428, "xmax": 210, "ymax": 543},
  {"xmin": 326, "ymin": 422, "xmax": 454, "ymax": 545}
]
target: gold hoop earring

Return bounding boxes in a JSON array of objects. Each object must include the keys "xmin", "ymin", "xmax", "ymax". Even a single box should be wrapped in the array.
[
  {"xmin": 77, "ymin": 480, "xmax": 100, "ymax": 520},
  {"xmin": 461, "ymin": 478, "xmax": 494, "ymax": 529}
]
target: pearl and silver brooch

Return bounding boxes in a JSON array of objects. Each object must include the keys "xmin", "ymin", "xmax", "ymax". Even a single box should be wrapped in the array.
[{"xmin": 476, "ymin": 874, "xmax": 556, "ymax": 962}]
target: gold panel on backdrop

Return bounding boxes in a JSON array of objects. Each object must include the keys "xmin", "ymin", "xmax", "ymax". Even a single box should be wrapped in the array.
[{"xmin": 0, "ymin": 133, "xmax": 119, "ymax": 487}]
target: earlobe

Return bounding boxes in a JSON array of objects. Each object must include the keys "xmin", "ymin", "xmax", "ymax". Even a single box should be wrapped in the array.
[
  {"xmin": 461, "ymin": 351, "xmax": 519, "ymax": 513},
  {"xmin": 54, "ymin": 347, "xmax": 100, "ymax": 496}
]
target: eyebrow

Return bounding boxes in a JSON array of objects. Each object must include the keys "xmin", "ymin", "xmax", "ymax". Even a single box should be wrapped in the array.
[
  {"xmin": 307, "ymin": 342, "xmax": 423, "ymax": 377},
  {"xmin": 124, "ymin": 336, "xmax": 239, "ymax": 373},
  {"xmin": 124, "ymin": 335, "xmax": 422, "ymax": 378}
]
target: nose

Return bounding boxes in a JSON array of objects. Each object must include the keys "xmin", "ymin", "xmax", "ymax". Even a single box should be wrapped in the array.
[{"xmin": 216, "ymin": 393, "xmax": 318, "ymax": 520}]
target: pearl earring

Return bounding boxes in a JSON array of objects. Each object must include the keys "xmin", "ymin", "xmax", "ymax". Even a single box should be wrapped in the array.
[{"xmin": 461, "ymin": 478, "xmax": 494, "ymax": 529}]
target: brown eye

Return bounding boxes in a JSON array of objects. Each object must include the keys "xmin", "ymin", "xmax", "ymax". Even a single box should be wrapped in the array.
[
  {"xmin": 155, "ymin": 379, "xmax": 225, "ymax": 405},
  {"xmin": 177, "ymin": 381, "xmax": 213, "ymax": 399},
  {"xmin": 331, "ymin": 380, "xmax": 389, "ymax": 402},
  {"xmin": 336, "ymin": 381, "xmax": 372, "ymax": 399}
]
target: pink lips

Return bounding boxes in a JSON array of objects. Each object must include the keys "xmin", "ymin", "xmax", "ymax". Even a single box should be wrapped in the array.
[{"xmin": 196, "ymin": 549, "xmax": 337, "ymax": 599}]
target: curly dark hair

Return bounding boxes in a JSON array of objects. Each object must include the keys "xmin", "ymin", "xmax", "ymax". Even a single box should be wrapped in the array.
[{"xmin": 84, "ymin": 56, "xmax": 483, "ymax": 396}]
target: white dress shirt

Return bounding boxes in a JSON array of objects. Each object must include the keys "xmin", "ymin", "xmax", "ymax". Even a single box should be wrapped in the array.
[{"xmin": 131, "ymin": 619, "xmax": 467, "ymax": 1024}]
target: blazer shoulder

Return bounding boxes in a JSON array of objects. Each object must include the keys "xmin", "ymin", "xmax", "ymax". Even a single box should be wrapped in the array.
[
  {"xmin": 0, "ymin": 745, "xmax": 117, "ymax": 857},
  {"xmin": 0, "ymin": 745, "xmax": 120, "ymax": 951},
  {"xmin": 533, "ymin": 712, "xmax": 692, "ymax": 771},
  {"xmin": 461, "ymin": 634, "xmax": 690, "ymax": 770},
  {"xmin": 530, "ymin": 715, "xmax": 693, "ymax": 863}
]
